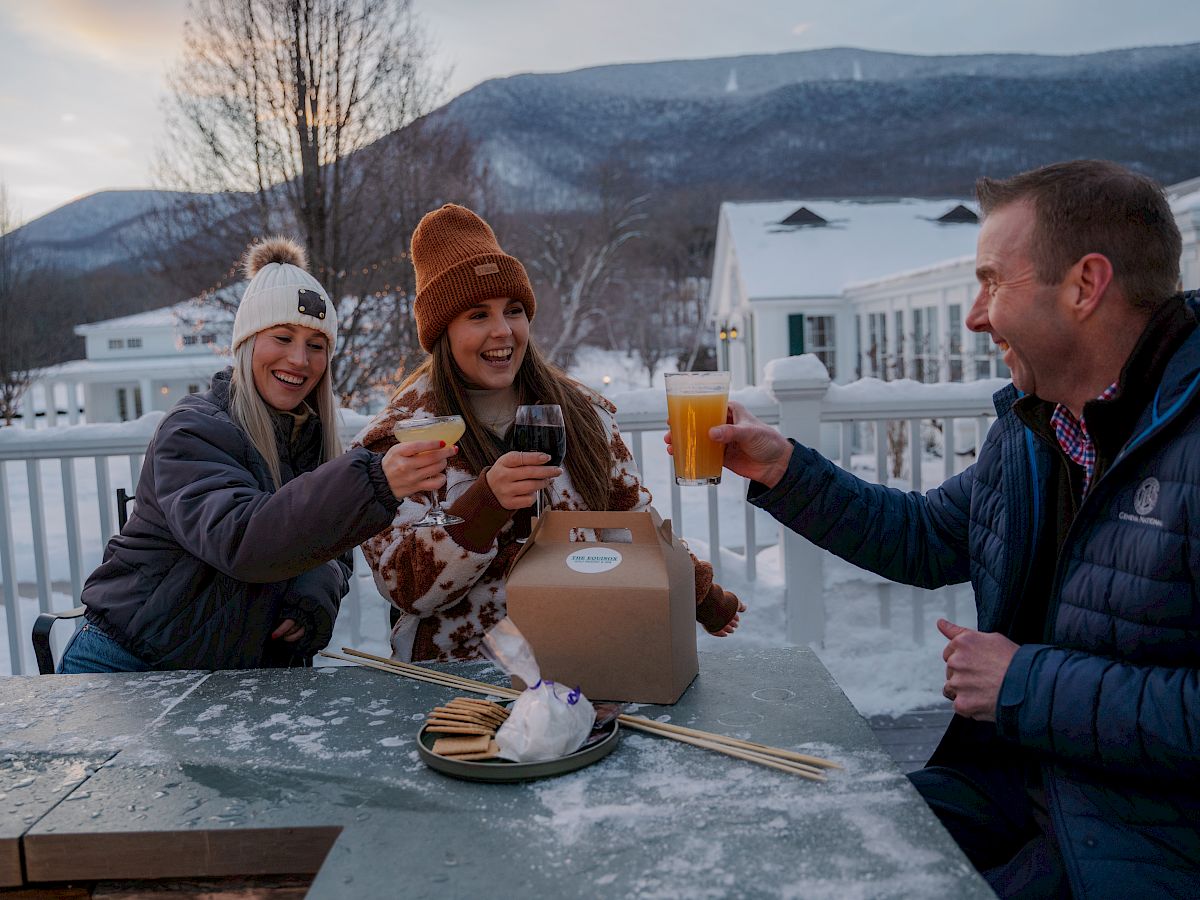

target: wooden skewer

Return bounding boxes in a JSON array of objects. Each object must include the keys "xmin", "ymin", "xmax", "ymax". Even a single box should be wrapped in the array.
[
  {"xmin": 618, "ymin": 717, "xmax": 825, "ymax": 780},
  {"xmin": 319, "ymin": 650, "xmax": 489, "ymax": 693},
  {"xmin": 336, "ymin": 647, "xmax": 519, "ymax": 697},
  {"xmin": 320, "ymin": 651, "xmax": 513, "ymax": 696},
  {"xmin": 327, "ymin": 647, "xmax": 840, "ymax": 777},
  {"xmin": 621, "ymin": 717, "xmax": 842, "ymax": 770}
]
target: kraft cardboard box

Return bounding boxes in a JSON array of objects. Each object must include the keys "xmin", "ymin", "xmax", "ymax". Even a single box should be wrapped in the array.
[{"xmin": 504, "ymin": 508, "xmax": 698, "ymax": 704}]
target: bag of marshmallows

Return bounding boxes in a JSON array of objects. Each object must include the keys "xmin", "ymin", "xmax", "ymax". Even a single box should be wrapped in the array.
[{"xmin": 481, "ymin": 618, "xmax": 595, "ymax": 762}]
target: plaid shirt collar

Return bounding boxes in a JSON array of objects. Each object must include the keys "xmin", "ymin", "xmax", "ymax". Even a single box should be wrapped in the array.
[{"xmin": 1050, "ymin": 382, "xmax": 1120, "ymax": 495}]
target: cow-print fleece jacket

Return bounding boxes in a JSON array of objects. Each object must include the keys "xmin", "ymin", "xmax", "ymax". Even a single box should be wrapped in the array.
[{"xmin": 352, "ymin": 373, "xmax": 742, "ymax": 661}]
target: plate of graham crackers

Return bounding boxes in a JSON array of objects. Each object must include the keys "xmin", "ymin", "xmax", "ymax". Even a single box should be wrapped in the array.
[{"xmin": 416, "ymin": 696, "xmax": 620, "ymax": 783}]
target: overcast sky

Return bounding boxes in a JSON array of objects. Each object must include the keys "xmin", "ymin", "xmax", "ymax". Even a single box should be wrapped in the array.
[{"xmin": 2, "ymin": 0, "xmax": 1199, "ymax": 224}]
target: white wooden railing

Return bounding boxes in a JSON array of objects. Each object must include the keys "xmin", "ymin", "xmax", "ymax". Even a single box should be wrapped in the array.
[{"xmin": 0, "ymin": 356, "xmax": 1004, "ymax": 675}]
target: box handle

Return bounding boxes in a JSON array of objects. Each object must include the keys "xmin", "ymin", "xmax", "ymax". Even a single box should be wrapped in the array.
[{"xmin": 536, "ymin": 509, "xmax": 662, "ymax": 544}]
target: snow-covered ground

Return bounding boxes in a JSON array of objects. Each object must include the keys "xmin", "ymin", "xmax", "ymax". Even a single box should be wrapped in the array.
[{"xmin": 2, "ymin": 348, "xmax": 977, "ymax": 719}]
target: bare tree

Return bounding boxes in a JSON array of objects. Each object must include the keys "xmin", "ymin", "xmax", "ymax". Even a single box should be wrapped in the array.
[
  {"xmin": 518, "ymin": 164, "xmax": 647, "ymax": 368},
  {"xmin": 157, "ymin": 0, "xmax": 456, "ymax": 405},
  {"xmin": 0, "ymin": 187, "xmax": 80, "ymax": 425},
  {"xmin": 614, "ymin": 190, "xmax": 719, "ymax": 381},
  {"xmin": 0, "ymin": 188, "xmax": 42, "ymax": 424}
]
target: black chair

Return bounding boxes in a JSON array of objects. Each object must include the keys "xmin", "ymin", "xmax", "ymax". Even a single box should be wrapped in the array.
[{"xmin": 32, "ymin": 488, "xmax": 135, "ymax": 674}]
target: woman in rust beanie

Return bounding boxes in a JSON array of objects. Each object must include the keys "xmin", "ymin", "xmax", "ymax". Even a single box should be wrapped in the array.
[{"xmin": 352, "ymin": 204, "xmax": 744, "ymax": 663}]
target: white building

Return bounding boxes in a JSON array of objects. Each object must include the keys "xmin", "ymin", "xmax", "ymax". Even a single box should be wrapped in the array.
[
  {"xmin": 708, "ymin": 198, "xmax": 984, "ymax": 388},
  {"xmin": 710, "ymin": 182, "xmax": 1200, "ymax": 389},
  {"xmin": 26, "ymin": 301, "xmax": 231, "ymax": 426},
  {"xmin": 1171, "ymin": 176, "xmax": 1200, "ymax": 290}
]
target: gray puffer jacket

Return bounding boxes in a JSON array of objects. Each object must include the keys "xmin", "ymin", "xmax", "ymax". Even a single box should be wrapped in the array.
[{"xmin": 81, "ymin": 369, "xmax": 400, "ymax": 669}]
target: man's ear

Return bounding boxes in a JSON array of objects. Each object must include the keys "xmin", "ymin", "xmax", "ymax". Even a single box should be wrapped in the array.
[{"xmin": 1069, "ymin": 253, "xmax": 1115, "ymax": 321}]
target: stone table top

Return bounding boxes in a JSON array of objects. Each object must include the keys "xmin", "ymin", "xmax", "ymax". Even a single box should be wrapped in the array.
[{"xmin": 0, "ymin": 648, "xmax": 990, "ymax": 898}]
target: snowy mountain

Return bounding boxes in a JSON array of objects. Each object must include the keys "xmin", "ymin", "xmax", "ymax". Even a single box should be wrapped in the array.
[
  {"xmin": 432, "ymin": 43, "xmax": 1200, "ymax": 208},
  {"xmin": 494, "ymin": 44, "xmax": 1197, "ymax": 100},
  {"xmin": 14, "ymin": 189, "xmax": 247, "ymax": 274},
  {"xmin": 13, "ymin": 44, "xmax": 1200, "ymax": 268}
]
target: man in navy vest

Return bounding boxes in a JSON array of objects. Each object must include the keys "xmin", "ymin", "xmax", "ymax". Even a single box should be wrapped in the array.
[{"xmin": 686, "ymin": 160, "xmax": 1198, "ymax": 898}]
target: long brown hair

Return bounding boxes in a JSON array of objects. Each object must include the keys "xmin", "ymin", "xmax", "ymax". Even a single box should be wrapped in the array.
[{"xmin": 394, "ymin": 337, "xmax": 613, "ymax": 511}]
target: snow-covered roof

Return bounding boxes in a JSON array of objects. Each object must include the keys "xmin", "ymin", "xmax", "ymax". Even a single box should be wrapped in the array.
[
  {"xmin": 1171, "ymin": 188, "xmax": 1200, "ymax": 216},
  {"xmin": 722, "ymin": 198, "xmax": 981, "ymax": 299},
  {"xmin": 37, "ymin": 352, "xmax": 227, "ymax": 382},
  {"xmin": 75, "ymin": 296, "xmax": 236, "ymax": 333},
  {"xmin": 844, "ymin": 253, "xmax": 976, "ymax": 293},
  {"xmin": 1167, "ymin": 174, "xmax": 1200, "ymax": 203}
]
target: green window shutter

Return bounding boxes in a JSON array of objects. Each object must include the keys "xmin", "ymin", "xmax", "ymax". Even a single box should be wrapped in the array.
[{"xmin": 788, "ymin": 314, "xmax": 805, "ymax": 356}]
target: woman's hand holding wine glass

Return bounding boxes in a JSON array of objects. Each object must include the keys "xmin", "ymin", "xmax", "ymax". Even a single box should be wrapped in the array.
[
  {"xmin": 485, "ymin": 451, "xmax": 562, "ymax": 510},
  {"xmin": 512, "ymin": 405, "xmax": 567, "ymax": 537}
]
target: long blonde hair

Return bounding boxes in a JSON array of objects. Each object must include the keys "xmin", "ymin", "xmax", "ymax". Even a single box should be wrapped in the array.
[
  {"xmin": 229, "ymin": 336, "xmax": 342, "ymax": 488},
  {"xmin": 395, "ymin": 337, "xmax": 614, "ymax": 511}
]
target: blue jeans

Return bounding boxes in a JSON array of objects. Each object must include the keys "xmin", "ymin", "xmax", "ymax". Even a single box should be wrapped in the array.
[{"xmin": 57, "ymin": 622, "xmax": 153, "ymax": 674}]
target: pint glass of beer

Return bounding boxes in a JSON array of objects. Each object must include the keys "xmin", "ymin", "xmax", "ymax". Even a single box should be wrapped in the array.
[{"xmin": 665, "ymin": 371, "xmax": 731, "ymax": 485}]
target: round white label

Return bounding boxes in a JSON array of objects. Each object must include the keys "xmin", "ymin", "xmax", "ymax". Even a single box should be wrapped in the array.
[{"xmin": 565, "ymin": 548, "xmax": 623, "ymax": 574}]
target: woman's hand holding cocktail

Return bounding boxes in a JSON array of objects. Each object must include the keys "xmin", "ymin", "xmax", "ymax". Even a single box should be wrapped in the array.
[
  {"xmin": 381, "ymin": 440, "xmax": 457, "ymax": 502},
  {"xmin": 666, "ymin": 401, "xmax": 793, "ymax": 489},
  {"xmin": 486, "ymin": 451, "xmax": 562, "ymax": 510}
]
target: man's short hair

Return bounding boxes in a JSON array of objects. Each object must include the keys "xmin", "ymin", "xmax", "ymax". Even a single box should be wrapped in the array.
[{"xmin": 976, "ymin": 160, "xmax": 1182, "ymax": 309}]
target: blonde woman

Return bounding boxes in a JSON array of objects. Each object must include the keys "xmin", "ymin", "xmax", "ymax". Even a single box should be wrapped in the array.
[
  {"xmin": 354, "ymin": 204, "xmax": 744, "ymax": 662},
  {"xmin": 60, "ymin": 238, "xmax": 453, "ymax": 673}
]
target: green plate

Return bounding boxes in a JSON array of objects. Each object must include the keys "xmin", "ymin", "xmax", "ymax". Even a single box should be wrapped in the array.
[{"xmin": 417, "ymin": 716, "xmax": 620, "ymax": 783}]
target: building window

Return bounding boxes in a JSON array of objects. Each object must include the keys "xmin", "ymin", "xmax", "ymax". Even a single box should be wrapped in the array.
[
  {"xmin": 866, "ymin": 312, "xmax": 888, "ymax": 379},
  {"xmin": 912, "ymin": 307, "xmax": 938, "ymax": 383},
  {"xmin": 201, "ymin": 333, "xmax": 217, "ymax": 344},
  {"xmin": 806, "ymin": 315, "xmax": 836, "ymax": 380},
  {"xmin": 856, "ymin": 315, "xmax": 866, "ymax": 378},
  {"xmin": 787, "ymin": 314, "xmax": 836, "ymax": 377},
  {"xmin": 108, "ymin": 339, "xmax": 124, "ymax": 350},
  {"xmin": 947, "ymin": 304, "xmax": 963, "ymax": 382},
  {"xmin": 182, "ymin": 335, "xmax": 198, "ymax": 346},
  {"xmin": 117, "ymin": 385, "xmax": 145, "ymax": 420},
  {"xmin": 893, "ymin": 310, "xmax": 906, "ymax": 379},
  {"xmin": 127, "ymin": 338, "xmax": 142, "ymax": 349},
  {"xmin": 973, "ymin": 332, "xmax": 1010, "ymax": 379}
]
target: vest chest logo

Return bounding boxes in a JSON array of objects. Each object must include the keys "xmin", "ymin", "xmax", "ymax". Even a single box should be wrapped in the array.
[
  {"xmin": 1134, "ymin": 477, "xmax": 1160, "ymax": 516},
  {"xmin": 1119, "ymin": 477, "xmax": 1164, "ymax": 527}
]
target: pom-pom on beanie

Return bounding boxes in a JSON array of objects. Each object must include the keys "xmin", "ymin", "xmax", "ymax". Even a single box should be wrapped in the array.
[
  {"xmin": 410, "ymin": 204, "xmax": 536, "ymax": 352},
  {"xmin": 231, "ymin": 236, "xmax": 337, "ymax": 352}
]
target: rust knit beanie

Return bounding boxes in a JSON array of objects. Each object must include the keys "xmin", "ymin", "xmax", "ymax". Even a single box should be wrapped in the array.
[{"xmin": 411, "ymin": 204, "xmax": 536, "ymax": 351}]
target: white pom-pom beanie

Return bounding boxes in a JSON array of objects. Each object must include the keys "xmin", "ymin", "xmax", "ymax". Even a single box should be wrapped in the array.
[{"xmin": 231, "ymin": 237, "xmax": 337, "ymax": 352}]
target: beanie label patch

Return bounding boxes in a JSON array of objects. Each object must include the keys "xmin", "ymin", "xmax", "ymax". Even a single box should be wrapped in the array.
[
  {"xmin": 297, "ymin": 288, "xmax": 327, "ymax": 320},
  {"xmin": 473, "ymin": 263, "xmax": 500, "ymax": 276}
]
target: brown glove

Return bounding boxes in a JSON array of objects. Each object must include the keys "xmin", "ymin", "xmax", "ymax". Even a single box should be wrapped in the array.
[{"xmin": 692, "ymin": 559, "xmax": 742, "ymax": 633}]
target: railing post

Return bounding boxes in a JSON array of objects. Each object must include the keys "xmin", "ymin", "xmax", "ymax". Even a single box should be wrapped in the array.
[
  {"xmin": 0, "ymin": 461, "xmax": 24, "ymax": 674},
  {"xmin": 23, "ymin": 385, "xmax": 38, "ymax": 429},
  {"xmin": 765, "ymin": 356, "xmax": 831, "ymax": 647},
  {"xmin": 46, "ymin": 383, "xmax": 59, "ymax": 428},
  {"xmin": 66, "ymin": 383, "xmax": 80, "ymax": 426}
]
